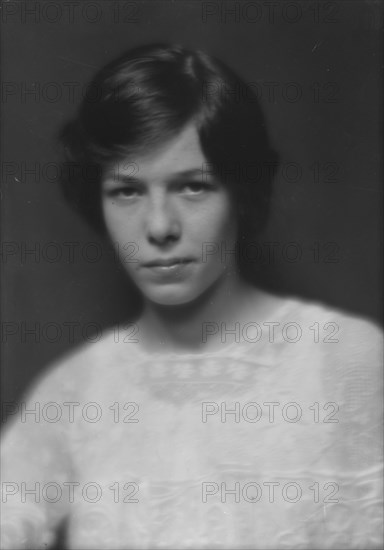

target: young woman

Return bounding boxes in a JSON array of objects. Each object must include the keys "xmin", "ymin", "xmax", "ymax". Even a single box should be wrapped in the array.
[{"xmin": 1, "ymin": 44, "xmax": 382, "ymax": 549}]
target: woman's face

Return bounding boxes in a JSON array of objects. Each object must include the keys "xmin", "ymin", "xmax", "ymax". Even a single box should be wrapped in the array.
[{"xmin": 101, "ymin": 123, "xmax": 239, "ymax": 306}]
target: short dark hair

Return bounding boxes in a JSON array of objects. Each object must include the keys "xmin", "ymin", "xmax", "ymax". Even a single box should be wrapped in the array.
[{"xmin": 59, "ymin": 43, "xmax": 279, "ymax": 280}]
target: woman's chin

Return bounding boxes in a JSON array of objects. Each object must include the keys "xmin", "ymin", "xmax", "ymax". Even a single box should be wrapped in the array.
[
  {"xmin": 138, "ymin": 269, "xmax": 230, "ymax": 308},
  {"xmin": 142, "ymin": 284, "xmax": 202, "ymax": 307},
  {"xmin": 148, "ymin": 294, "xmax": 199, "ymax": 307}
]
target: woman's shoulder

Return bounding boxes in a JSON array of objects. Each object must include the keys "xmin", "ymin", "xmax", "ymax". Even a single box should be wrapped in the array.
[
  {"xmin": 240, "ymin": 289, "xmax": 383, "ymax": 378},
  {"xmin": 257, "ymin": 289, "xmax": 382, "ymax": 346},
  {"xmin": 266, "ymin": 291, "xmax": 382, "ymax": 385},
  {"xmin": 248, "ymin": 291, "xmax": 383, "ymax": 421}
]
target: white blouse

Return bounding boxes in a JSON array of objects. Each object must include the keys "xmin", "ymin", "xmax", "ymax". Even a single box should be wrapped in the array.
[{"xmin": 1, "ymin": 296, "xmax": 383, "ymax": 549}]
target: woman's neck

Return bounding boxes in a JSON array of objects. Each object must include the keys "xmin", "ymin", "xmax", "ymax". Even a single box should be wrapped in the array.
[{"xmin": 137, "ymin": 271, "xmax": 262, "ymax": 353}]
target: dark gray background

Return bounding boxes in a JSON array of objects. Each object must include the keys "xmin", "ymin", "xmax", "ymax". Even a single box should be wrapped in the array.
[{"xmin": 1, "ymin": 0, "xmax": 383, "ymax": 406}]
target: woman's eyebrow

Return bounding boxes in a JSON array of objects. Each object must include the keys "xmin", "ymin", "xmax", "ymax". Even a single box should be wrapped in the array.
[
  {"xmin": 104, "ymin": 173, "xmax": 142, "ymax": 185},
  {"xmin": 103, "ymin": 168, "xmax": 213, "ymax": 185},
  {"xmin": 167, "ymin": 168, "xmax": 214, "ymax": 182}
]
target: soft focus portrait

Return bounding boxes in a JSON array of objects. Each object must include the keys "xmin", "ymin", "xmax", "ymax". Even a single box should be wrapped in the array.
[{"xmin": 1, "ymin": 3, "xmax": 383, "ymax": 549}]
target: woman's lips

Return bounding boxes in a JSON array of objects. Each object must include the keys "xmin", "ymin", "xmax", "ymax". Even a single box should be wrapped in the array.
[
  {"xmin": 141, "ymin": 258, "xmax": 195, "ymax": 268},
  {"xmin": 141, "ymin": 259, "xmax": 195, "ymax": 278}
]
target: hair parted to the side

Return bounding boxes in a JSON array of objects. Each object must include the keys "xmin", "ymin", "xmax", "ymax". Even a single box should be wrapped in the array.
[{"xmin": 59, "ymin": 43, "xmax": 279, "ymax": 282}]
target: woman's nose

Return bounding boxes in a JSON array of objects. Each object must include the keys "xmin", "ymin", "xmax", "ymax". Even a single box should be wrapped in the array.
[{"xmin": 145, "ymin": 198, "xmax": 181, "ymax": 245}]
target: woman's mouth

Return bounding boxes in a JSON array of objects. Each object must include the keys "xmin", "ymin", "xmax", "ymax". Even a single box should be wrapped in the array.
[
  {"xmin": 141, "ymin": 258, "xmax": 196, "ymax": 278},
  {"xmin": 142, "ymin": 258, "xmax": 195, "ymax": 268}
]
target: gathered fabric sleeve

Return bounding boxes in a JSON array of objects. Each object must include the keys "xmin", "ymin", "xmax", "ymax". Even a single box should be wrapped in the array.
[
  {"xmin": 322, "ymin": 314, "xmax": 383, "ymax": 548},
  {"xmin": 1, "ymin": 367, "xmax": 73, "ymax": 549}
]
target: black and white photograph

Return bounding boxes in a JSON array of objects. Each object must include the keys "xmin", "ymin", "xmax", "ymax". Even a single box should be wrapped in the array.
[{"xmin": 1, "ymin": 0, "xmax": 383, "ymax": 548}]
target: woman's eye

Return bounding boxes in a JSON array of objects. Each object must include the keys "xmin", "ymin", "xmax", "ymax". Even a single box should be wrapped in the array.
[
  {"xmin": 182, "ymin": 182, "xmax": 211, "ymax": 194},
  {"xmin": 109, "ymin": 187, "xmax": 140, "ymax": 199}
]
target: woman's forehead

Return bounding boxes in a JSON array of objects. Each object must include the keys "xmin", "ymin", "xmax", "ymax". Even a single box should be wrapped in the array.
[{"xmin": 105, "ymin": 123, "xmax": 209, "ymax": 180}]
